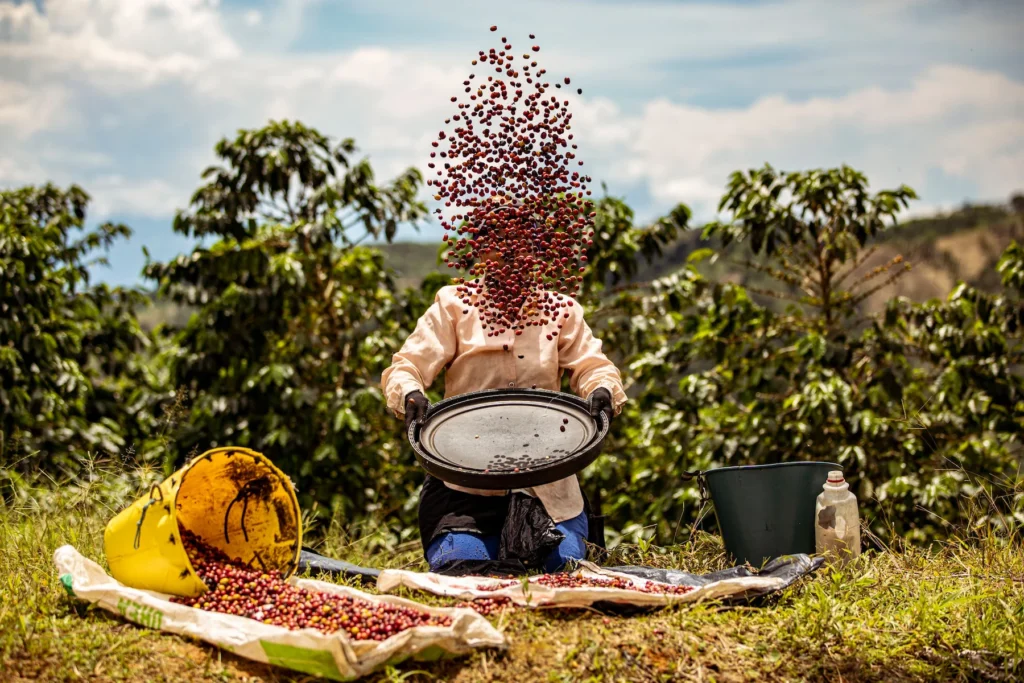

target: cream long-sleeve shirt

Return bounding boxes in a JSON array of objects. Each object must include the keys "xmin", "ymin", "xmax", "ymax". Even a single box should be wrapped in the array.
[{"xmin": 381, "ymin": 285, "xmax": 627, "ymax": 523}]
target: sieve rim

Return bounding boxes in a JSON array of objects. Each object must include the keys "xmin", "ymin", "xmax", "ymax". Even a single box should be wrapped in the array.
[{"xmin": 407, "ymin": 388, "xmax": 609, "ymax": 490}]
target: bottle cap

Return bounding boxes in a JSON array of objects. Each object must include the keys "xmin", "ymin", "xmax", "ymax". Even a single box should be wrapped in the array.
[{"xmin": 827, "ymin": 471, "xmax": 845, "ymax": 483}]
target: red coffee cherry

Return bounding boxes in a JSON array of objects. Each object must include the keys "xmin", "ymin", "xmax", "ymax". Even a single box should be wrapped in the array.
[{"xmin": 172, "ymin": 529, "xmax": 453, "ymax": 640}]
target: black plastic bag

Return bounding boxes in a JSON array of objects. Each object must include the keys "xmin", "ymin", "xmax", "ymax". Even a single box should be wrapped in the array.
[{"xmin": 498, "ymin": 492, "xmax": 565, "ymax": 569}]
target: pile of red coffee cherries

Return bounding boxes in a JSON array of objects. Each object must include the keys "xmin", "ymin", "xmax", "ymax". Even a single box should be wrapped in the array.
[
  {"xmin": 456, "ymin": 596, "xmax": 515, "ymax": 617},
  {"xmin": 173, "ymin": 529, "xmax": 452, "ymax": 640},
  {"xmin": 430, "ymin": 25, "xmax": 595, "ymax": 336},
  {"xmin": 532, "ymin": 573, "xmax": 695, "ymax": 595},
  {"xmin": 477, "ymin": 573, "xmax": 696, "ymax": 595}
]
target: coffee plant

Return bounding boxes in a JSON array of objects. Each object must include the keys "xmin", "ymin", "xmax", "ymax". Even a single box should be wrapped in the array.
[{"xmin": 0, "ymin": 185, "xmax": 163, "ymax": 473}]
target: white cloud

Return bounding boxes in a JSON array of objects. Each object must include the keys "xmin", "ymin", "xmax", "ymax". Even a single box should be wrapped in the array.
[
  {"xmin": 0, "ymin": 0, "xmax": 1022, "ymax": 242},
  {"xmin": 327, "ymin": 0, "xmax": 1023, "ymax": 85},
  {"xmin": 38, "ymin": 145, "xmax": 113, "ymax": 169},
  {"xmin": 87, "ymin": 175, "xmax": 182, "ymax": 217},
  {"xmin": 0, "ymin": 79, "xmax": 71, "ymax": 138},
  {"xmin": 571, "ymin": 65, "xmax": 1024, "ymax": 215},
  {"xmin": 652, "ymin": 176, "xmax": 723, "ymax": 208},
  {"xmin": 0, "ymin": 0, "xmax": 239, "ymax": 87},
  {"xmin": 0, "ymin": 149, "xmax": 44, "ymax": 186}
]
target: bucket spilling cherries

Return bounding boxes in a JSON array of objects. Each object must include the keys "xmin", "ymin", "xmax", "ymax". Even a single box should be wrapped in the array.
[{"xmin": 55, "ymin": 447, "xmax": 506, "ymax": 681}]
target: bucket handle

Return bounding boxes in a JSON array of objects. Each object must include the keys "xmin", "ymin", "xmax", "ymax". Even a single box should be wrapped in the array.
[
  {"xmin": 672, "ymin": 469, "xmax": 710, "ymax": 545},
  {"xmin": 679, "ymin": 469, "xmax": 709, "ymax": 506},
  {"xmin": 133, "ymin": 484, "xmax": 166, "ymax": 550}
]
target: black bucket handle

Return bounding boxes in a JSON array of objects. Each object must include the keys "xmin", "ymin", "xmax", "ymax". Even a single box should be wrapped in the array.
[
  {"xmin": 673, "ymin": 469, "xmax": 711, "ymax": 545},
  {"xmin": 133, "ymin": 484, "xmax": 166, "ymax": 550},
  {"xmin": 680, "ymin": 469, "xmax": 709, "ymax": 507}
]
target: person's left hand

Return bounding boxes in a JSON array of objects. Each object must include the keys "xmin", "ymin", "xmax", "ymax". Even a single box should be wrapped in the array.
[{"xmin": 588, "ymin": 387, "xmax": 614, "ymax": 426}]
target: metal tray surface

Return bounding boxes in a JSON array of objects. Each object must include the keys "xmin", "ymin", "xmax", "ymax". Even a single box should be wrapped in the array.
[{"xmin": 407, "ymin": 388, "xmax": 609, "ymax": 490}]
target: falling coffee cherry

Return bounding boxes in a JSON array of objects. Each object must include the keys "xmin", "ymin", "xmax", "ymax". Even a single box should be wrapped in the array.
[{"xmin": 429, "ymin": 28, "xmax": 595, "ymax": 333}]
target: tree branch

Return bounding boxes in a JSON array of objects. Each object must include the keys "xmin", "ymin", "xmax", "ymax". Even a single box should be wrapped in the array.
[
  {"xmin": 850, "ymin": 263, "xmax": 913, "ymax": 307},
  {"xmin": 747, "ymin": 285, "xmax": 816, "ymax": 306},
  {"xmin": 834, "ymin": 245, "xmax": 880, "ymax": 289},
  {"xmin": 848, "ymin": 256, "xmax": 909, "ymax": 294}
]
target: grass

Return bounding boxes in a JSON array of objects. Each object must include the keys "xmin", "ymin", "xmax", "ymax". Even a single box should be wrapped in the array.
[{"xmin": 2, "ymin": 466, "xmax": 1022, "ymax": 683}]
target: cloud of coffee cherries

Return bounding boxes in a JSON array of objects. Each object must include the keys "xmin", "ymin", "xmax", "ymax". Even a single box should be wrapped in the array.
[{"xmin": 429, "ymin": 25, "xmax": 595, "ymax": 339}]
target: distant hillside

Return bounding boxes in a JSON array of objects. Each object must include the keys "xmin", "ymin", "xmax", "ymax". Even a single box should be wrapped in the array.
[
  {"xmin": 853, "ymin": 205, "xmax": 1023, "ymax": 311},
  {"xmin": 134, "ymin": 201, "xmax": 1023, "ymax": 331},
  {"xmin": 378, "ymin": 201, "xmax": 1024, "ymax": 313},
  {"xmin": 379, "ymin": 241, "xmax": 445, "ymax": 290},
  {"xmin": 634, "ymin": 202, "xmax": 1023, "ymax": 313}
]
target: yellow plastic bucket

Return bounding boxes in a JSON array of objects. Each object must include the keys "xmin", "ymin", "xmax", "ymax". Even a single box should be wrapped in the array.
[{"xmin": 103, "ymin": 447, "xmax": 302, "ymax": 597}]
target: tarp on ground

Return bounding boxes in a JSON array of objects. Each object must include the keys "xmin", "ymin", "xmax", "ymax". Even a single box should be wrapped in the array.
[
  {"xmin": 296, "ymin": 551, "xmax": 824, "ymax": 611},
  {"xmin": 55, "ymin": 545, "xmax": 506, "ymax": 681}
]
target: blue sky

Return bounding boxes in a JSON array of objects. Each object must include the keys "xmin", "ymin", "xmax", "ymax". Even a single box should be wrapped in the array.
[{"xmin": 1, "ymin": 0, "xmax": 1022, "ymax": 286}]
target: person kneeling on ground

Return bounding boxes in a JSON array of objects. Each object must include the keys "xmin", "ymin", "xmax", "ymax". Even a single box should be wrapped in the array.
[{"xmin": 381, "ymin": 205, "xmax": 626, "ymax": 575}]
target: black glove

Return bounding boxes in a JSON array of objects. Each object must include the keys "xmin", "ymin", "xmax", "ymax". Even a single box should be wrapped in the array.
[
  {"xmin": 404, "ymin": 391, "xmax": 430, "ymax": 431},
  {"xmin": 588, "ymin": 387, "xmax": 614, "ymax": 426}
]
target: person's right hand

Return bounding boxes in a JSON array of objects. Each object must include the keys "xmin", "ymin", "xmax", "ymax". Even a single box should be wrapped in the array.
[{"xmin": 404, "ymin": 391, "xmax": 430, "ymax": 431}]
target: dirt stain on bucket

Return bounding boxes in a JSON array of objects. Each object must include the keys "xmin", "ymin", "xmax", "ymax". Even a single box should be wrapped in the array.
[{"xmin": 272, "ymin": 498, "xmax": 298, "ymax": 539}]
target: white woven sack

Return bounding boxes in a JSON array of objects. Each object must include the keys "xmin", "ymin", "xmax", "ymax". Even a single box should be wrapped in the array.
[
  {"xmin": 54, "ymin": 545, "xmax": 506, "ymax": 681},
  {"xmin": 377, "ymin": 560, "xmax": 786, "ymax": 609}
]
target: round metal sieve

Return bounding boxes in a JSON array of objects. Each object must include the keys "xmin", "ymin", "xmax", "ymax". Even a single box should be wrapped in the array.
[{"xmin": 407, "ymin": 388, "xmax": 609, "ymax": 490}]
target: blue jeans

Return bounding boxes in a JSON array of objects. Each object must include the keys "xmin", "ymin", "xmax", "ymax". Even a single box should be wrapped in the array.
[{"xmin": 426, "ymin": 509, "xmax": 589, "ymax": 574}]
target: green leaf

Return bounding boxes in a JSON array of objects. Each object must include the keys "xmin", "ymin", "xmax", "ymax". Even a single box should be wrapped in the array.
[{"xmin": 687, "ymin": 248, "xmax": 715, "ymax": 264}]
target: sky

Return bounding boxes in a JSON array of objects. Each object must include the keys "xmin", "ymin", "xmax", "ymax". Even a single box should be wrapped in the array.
[{"xmin": 1, "ymin": 0, "xmax": 1023, "ymax": 286}]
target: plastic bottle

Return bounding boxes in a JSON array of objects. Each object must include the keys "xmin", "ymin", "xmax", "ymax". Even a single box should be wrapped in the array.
[{"xmin": 814, "ymin": 471, "xmax": 861, "ymax": 563}]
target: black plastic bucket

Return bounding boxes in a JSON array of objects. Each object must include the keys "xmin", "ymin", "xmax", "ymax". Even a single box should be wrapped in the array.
[{"xmin": 705, "ymin": 461, "xmax": 840, "ymax": 567}]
